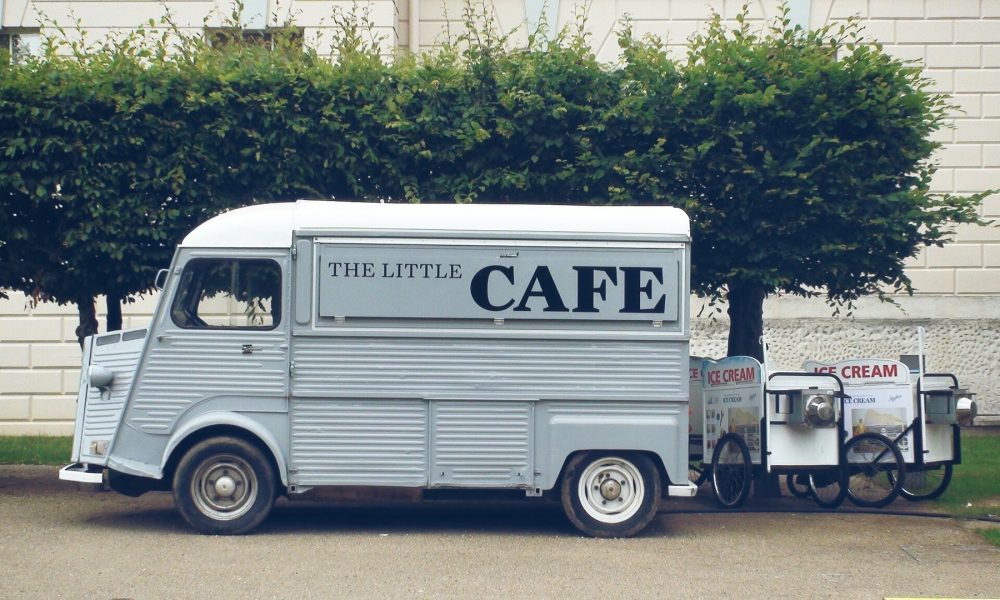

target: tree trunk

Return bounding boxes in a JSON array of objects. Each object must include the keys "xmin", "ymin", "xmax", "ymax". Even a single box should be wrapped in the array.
[
  {"xmin": 75, "ymin": 297, "xmax": 99, "ymax": 349},
  {"xmin": 106, "ymin": 293, "xmax": 123, "ymax": 332},
  {"xmin": 727, "ymin": 282, "xmax": 775, "ymax": 495},
  {"xmin": 726, "ymin": 282, "xmax": 767, "ymax": 361}
]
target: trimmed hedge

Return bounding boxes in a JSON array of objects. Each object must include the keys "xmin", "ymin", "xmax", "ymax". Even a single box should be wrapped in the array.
[{"xmin": 0, "ymin": 9, "xmax": 985, "ymax": 353}]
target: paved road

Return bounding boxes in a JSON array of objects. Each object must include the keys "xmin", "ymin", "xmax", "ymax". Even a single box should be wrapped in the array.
[{"xmin": 1, "ymin": 466, "xmax": 998, "ymax": 599}]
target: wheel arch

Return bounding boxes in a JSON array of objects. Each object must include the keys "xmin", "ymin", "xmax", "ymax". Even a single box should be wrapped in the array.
[{"xmin": 162, "ymin": 413, "xmax": 288, "ymax": 488}]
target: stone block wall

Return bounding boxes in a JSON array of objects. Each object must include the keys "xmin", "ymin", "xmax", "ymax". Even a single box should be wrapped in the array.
[
  {"xmin": 0, "ymin": 293, "xmax": 158, "ymax": 435},
  {"xmin": 1, "ymin": 0, "xmax": 998, "ymax": 433}
]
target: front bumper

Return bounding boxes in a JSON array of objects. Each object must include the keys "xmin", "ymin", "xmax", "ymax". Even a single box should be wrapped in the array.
[{"xmin": 59, "ymin": 463, "xmax": 104, "ymax": 484}]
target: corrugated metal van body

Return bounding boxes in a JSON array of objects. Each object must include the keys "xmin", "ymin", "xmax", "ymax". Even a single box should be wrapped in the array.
[
  {"xmin": 289, "ymin": 335, "xmax": 687, "ymax": 489},
  {"xmin": 101, "ymin": 249, "xmax": 291, "ymax": 478},
  {"xmin": 287, "ymin": 231, "xmax": 691, "ymax": 492},
  {"xmin": 72, "ymin": 328, "xmax": 147, "ymax": 465},
  {"xmin": 127, "ymin": 327, "xmax": 288, "ymax": 434}
]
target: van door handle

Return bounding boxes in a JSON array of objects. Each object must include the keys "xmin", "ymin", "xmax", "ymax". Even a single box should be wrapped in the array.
[
  {"xmin": 242, "ymin": 344, "xmax": 264, "ymax": 354},
  {"xmin": 157, "ymin": 335, "xmax": 172, "ymax": 343}
]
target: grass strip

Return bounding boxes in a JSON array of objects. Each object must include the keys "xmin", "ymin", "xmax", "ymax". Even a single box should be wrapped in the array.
[
  {"xmin": 977, "ymin": 529, "xmax": 1000, "ymax": 548},
  {"xmin": 0, "ymin": 436, "xmax": 72, "ymax": 465},
  {"xmin": 932, "ymin": 434, "xmax": 1000, "ymax": 519}
]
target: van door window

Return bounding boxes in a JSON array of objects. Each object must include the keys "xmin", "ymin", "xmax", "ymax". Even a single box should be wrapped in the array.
[{"xmin": 171, "ymin": 259, "xmax": 282, "ymax": 329}]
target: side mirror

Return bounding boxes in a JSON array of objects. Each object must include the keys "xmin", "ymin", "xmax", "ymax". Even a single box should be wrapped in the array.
[{"xmin": 154, "ymin": 268, "xmax": 169, "ymax": 290}]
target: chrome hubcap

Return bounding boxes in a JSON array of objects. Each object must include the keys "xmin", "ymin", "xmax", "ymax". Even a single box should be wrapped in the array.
[
  {"xmin": 191, "ymin": 455, "xmax": 258, "ymax": 521},
  {"xmin": 600, "ymin": 478, "xmax": 622, "ymax": 500},
  {"xmin": 578, "ymin": 457, "xmax": 645, "ymax": 524},
  {"xmin": 214, "ymin": 475, "xmax": 237, "ymax": 498}
]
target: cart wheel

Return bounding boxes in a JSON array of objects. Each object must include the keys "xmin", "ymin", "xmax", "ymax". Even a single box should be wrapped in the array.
[
  {"xmin": 889, "ymin": 463, "xmax": 953, "ymax": 501},
  {"xmin": 689, "ymin": 462, "xmax": 708, "ymax": 487},
  {"xmin": 844, "ymin": 432, "xmax": 905, "ymax": 508},
  {"xmin": 560, "ymin": 452, "xmax": 661, "ymax": 538},
  {"xmin": 710, "ymin": 433, "xmax": 752, "ymax": 509},
  {"xmin": 786, "ymin": 473, "xmax": 811, "ymax": 499},
  {"xmin": 808, "ymin": 469, "xmax": 846, "ymax": 509}
]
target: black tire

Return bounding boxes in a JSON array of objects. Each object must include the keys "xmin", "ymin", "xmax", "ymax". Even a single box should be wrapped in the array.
[
  {"xmin": 808, "ymin": 469, "xmax": 847, "ymax": 509},
  {"xmin": 560, "ymin": 452, "xmax": 661, "ymax": 538},
  {"xmin": 786, "ymin": 473, "xmax": 811, "ymax": 499},
  {"xmin": 844, "ymin": 432, "xmax": 905, "ymax": 508},
  {"xmin": 890, "ymin": 463, "xmax": 953, "ymax": 501},
  {"xmin": 710, "ymin": 434, "xmax": 752, "ymax": 509},
  {"xmin": 689, "ymin": 462, "xmax": 708, "ymax": 487},
  {"xmin": 173, "ymin": 436, "xmax": 277, "ymax": 535}
]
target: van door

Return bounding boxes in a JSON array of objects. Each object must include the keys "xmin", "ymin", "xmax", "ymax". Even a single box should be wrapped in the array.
[{"xmin": 126, "ymin": 253, "xmax": 289, "ymax": 438}]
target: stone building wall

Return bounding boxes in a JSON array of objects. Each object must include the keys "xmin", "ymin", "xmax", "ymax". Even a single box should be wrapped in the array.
[{"xmin": 1, "ymin": 0, "xmax": 998, "ymax": 433}]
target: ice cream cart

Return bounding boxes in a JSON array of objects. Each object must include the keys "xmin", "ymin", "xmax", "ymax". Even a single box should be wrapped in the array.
[
  {"xmin": 703, "ymin": 356, "xmax": 909, "ymax": 509},
  {"xmin": 805, "ymin": 357, "xmax": 975, "ymax": 502}
]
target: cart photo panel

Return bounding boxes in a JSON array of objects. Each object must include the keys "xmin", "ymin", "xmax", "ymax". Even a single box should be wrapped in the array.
[
  {"xmin": 703, "ymin": 357, "xmax": 764, "ymax": 464},
  {"xmin": 804, "ymin": 359, "xmax": 915, "ymax": 463}
]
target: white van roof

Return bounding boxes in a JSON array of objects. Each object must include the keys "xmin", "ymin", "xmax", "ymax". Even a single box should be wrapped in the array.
[{"xmin": 181, "ymin": 200, "xmax": 690, "ymax": 248}]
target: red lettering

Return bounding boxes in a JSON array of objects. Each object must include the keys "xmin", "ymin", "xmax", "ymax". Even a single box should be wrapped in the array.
[
  {"xmin": 837, "ymin": 362, "xmax": 900, "ymax": 381},
  {"xmin": 707, "ymin": 366, "xmax": 759, "ymax": 385}
]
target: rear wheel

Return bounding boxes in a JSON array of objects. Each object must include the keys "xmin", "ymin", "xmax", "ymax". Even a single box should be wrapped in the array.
[
  {"xmin": 786, "ymin": 473, "xmax": 811, "ymax": 499},
  {"xmin": 844, "ymin": 432, "xmax": 905, "ymax": 508},
  {"xmin": 710, "ymin": 434, "xmax": 752, "ymax": 509},
  {"xmin": 808, "ymin": 469, "xmax": 847, "ymax": 509},
  {"xmin": 689, "ymin": 461, "xmax": 708, "ymax": 487},
  {"xmin": 173, "ymin": 436, "xmax": 276, "ymax": 535},
  {"xmin": 890, "ymin": 463, "xmax": 953, "ymax": 501},
  {"xmin": 560, "ymin": 452, "xmax": 661, "ymax": 538}
]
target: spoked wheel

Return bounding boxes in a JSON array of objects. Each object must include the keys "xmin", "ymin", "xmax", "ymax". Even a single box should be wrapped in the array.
[
  {"xmin": 808, "ymin": 469, "xmax": 847, "ymax": 509},
  {"xmin": 889, "ymin": 463, "xmax": 953, "ymax": 501},
  {"xmin": 844, "ymin": 432, "xmax": 905, "ymax": 508},
  {"xmin": 689, "ymin": 462, "xmax": 708, "ymax": 487},
  {"xmin": 785, "ymin": 473, "xmax": 811, "ymax": 499},
  {"xmin": 561, "ymin": 452, "xmax": 661, "ymax": 538},
  {"xmin": 710, "ymin": 433, "xmax": 752, "ymax": 509}
]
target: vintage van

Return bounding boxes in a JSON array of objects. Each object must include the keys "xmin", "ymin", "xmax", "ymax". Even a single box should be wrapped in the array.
[{"xmin": 60, "ymin": 201, "xmax": 694, "ymax": 537}]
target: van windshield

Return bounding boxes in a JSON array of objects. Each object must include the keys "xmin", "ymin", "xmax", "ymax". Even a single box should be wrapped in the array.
[{"xmin": 170, "ymin": 258, "xmax": 281, "ymax": 329}]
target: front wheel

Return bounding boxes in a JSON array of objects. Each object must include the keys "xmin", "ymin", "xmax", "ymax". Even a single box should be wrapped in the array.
[
  {"xmin": 844, "ymin": 432, "xmax": 905, "ymax": 508},
  {"xmin": 173, "ymin": 436, "xmax": 277, "ymax": 535},
  {"xmin": 561, "ymin": 452, "xmax": 661, "ymax": 538},
  {"xmin": 710, "ymin": 433, "xmax": 752, "ymax": 509}
]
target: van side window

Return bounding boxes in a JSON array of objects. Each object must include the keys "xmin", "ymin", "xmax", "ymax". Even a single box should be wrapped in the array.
[{"xmin": 171, "ymin": 259, "xmax": 282, "ymax": 329}]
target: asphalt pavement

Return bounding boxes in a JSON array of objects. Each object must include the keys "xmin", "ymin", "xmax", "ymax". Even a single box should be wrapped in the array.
[{"xmin": 1, "ymin": 465, "xmax": 998, "ymax": 599}]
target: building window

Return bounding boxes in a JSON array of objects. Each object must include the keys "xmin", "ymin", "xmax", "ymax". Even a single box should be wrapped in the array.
[
  {"xmin": 0, "ymin": 29, "xmax": 40, "ymax": 64},
  {"xmin": 205, "ymin": 27, "xmax": 304, "ymax": 50}
]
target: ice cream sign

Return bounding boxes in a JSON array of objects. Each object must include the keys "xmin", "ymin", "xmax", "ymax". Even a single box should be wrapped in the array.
[{"xmin": 804, "ymin": 359, "xmax": 909, "ymax": 385}]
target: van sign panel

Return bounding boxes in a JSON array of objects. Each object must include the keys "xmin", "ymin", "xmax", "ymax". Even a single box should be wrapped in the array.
[{"xmin": 317, "ymin": 244, "xmax": 682, "ymax": 321}]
